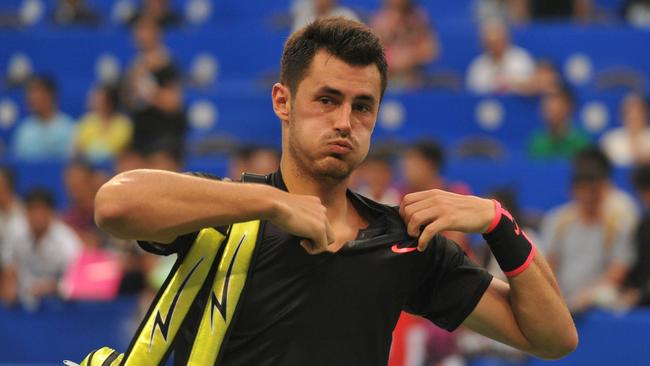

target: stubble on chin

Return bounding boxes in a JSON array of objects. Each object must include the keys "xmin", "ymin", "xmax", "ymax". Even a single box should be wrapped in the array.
[{"xmin": 288, "ymin": 134, "xmax": 355, "ymax": 183}]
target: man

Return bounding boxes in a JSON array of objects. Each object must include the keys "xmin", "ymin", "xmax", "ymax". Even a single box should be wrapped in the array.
[
  {"xmin": 0, "ymin": 167, "xmax": 24, "ymax": 279},
  {"xmin": 541, "ymin": 148, "xmax": 635, "ymax": 311},
  {"xmin": 11, "ymin": 75, "xmax": 75, "ymax": 161},
  {"xmin": 95, "ymin": 18, "xmax": 577, "ymax": 365},
  {"xmin": 466, "ymin": 20, "xmax": 535, "ymax": 94},
  {"xmin": 528, "ymin": 86, "xmax": 591, "ymax": 159},
  {"xmin": 292, "ymin": 0, "xmax": 359, "ymax": 32},
  {"xmin": 124, "ymin": 17, "xmax": 187, "ymax": 171},
  {"xmin": 623, "ymin": 163, "xmax": 650, "ymax": 306},
  {"xmin": 1, "ymin": 189, "xmax": 81, "ymax": 309}
]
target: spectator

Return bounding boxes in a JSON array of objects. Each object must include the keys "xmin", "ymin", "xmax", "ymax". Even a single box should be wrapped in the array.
[
  {"xmin": 528, "ymin": 86, "xmax": 591, "ymax": 159},
  {"xmin": 75, "ymin": 85, "xmax": 133, "ymax": 164},
  {"xmin": 622, "ymin": 164, "xmax": 650, "ymax": 307},
  {"xmin": 11, "ymin": 76, "xmax": 75, "ymax": 161},
  {"xmin": 400, "ymin": 139, "xmax": 473, "ymax": 252},
  {"xmin": 540, "ymin": 149, "xmax": 634, "ymax": 312},
  {"xmin": 1, "ymin": 189, "xmax": 81, "ymax": 309},
  {"xmin": 53, "ymin": 0, "xmax": 100, "ymax": 26},
  {"xmin": 622, "ymin": 0, "xmax": 650, "ymax": 27},
  {"xmin": 512, "ymin": 59, "xmax": 562, "ymax": 96},
  {"xmin": 529, "ymin": 0, "xmax": 575, "ymax": 19},
  {"xmin": 61, "ymin": 161, "xmax": 106, "ymax": 248},
  {"xmin": 228, "ymin": 145, "xmax": 254, "ymax": 180},
  {"xmin": 356, "ymin": 150, "xmax": 400, "ymax": 205},
  {"xmin": 600, "ymin": 92, "xmax": 650, "ymax": 167},
  {"xmin": 127, "ymin": 0, "xmax": 183, "ymax": 28},
  {"xmin": 0, "ymin": 167, "xmax": 24, "ymax": 268},
  {"xmin": 474, "ymin": 0, "xmax": 530, "ymax": 24},
  {"xmin": 226, "ymin": 145, "xmax": 280, "ymax": 179},
  {"xmin": 124, "ymin": 18, "xmax": 187, "ymax": 170},
  {"xmin": 393, "ymin": 141, "xmax": 473, "ymax": 366},
  {"xmin": 466, "ymin": 20, "xmax": 535, "ymax": 94},
  {"xmin": 292, "ymin": 0, "xmax": 359, "ymax": 32},
  {"xmin": 247, "ymin": 147, "xmax": 281, "ymax": 175},
  {"xmin": 574, "ymin": 148, "xmax": 640, "ymax": 243},
  {"xmin": 371, "ymin": 0, "xmax": 439, "ymax": 89},
  {"xmin": 401, "ymin": 139, "xmax": 471, "ymax": 196}
]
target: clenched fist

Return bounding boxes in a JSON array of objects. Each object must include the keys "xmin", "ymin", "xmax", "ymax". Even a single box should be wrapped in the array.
[{"xmin": 267, "ymin": 190, "xmax": 336, "ymax": 254}]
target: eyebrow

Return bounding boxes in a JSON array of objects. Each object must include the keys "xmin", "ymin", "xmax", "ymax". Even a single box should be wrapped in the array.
[{"xmin": 317, "ymin": 86, "xmax": 377, "ymax": 105}]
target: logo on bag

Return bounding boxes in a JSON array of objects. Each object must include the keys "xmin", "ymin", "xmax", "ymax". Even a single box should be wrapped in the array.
[{"xmin": 150, "ymin": 257, "xmax": 204, "ymax": 350}]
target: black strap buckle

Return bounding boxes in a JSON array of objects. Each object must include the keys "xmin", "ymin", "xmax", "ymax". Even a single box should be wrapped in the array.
[{"xmin": 240, "ymin": 172, "xmax": 271, "ymax": 185}]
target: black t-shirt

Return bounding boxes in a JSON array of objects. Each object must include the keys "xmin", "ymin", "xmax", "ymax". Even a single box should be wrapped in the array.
[{"xmin": 139, "ymin": 170, "xmax": 493, "ymax": 366}]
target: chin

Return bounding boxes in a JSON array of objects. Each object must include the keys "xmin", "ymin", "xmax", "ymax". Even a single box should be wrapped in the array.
[{"xmin": 313, "ymin": 156, "xmax": 356, "ymax": 180}]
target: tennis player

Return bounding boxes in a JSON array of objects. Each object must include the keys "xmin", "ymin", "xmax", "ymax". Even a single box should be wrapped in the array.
[{"xmin": 94, "ymin": 17, "xmax": 577, "ymax": 365}]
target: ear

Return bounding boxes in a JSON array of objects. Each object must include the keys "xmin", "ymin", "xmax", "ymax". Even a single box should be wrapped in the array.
[{"xmin": 272, "ymin": 83, "xmax": 291, "ymax": 122}]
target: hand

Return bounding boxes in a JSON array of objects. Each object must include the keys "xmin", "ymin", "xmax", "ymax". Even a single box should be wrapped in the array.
[
  {"xmin": 399, "ymin": 189, "xmax": 495, "ymax": 251},
  {"xmin": 268, "ymin": 190, "xmax": 336, "ymax": 254}
]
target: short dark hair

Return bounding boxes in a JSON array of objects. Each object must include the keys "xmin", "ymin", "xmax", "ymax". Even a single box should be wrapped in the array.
[
  {"xmin": 99, "ymin": 84, "xmax": 121, "ymax": 112},
  {"xmin": 280, "ymin": 17, "xmax": 388, "ymax": 98},
  {"xmin": 572, "ymin": 147, "xmax": 611, "ymax": 184},
  {"xmin": 27, "ymin": 74, "xmax": 58, "ymax": 100},
  {"xmin": 24, "ymin": 188, "xmax": 56, "ymax": 209},
  {"xmin": 632, "ymin": 164, "xmax": 650, "ymax": 191},
  {"xmin": 407, "ymin": 139, "xmax": 445, "ymax": 170}
]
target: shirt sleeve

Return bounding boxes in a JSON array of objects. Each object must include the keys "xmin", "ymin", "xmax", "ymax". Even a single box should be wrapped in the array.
[
  {"xmin": 404, "ymin": 234, "xmax": 493, "ymax": 331},
  {"xmin": 611, "ymin": 223, "xmax": 635, "ymax": 267}
]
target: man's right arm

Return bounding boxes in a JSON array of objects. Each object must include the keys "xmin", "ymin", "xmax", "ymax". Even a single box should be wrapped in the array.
[{"xmin": 95, "ymin": 169, "xmax": 334, "ymax": 248}]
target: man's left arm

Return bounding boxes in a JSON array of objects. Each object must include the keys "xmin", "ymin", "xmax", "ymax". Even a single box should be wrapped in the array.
[
  {"xmin": 463, "ymin": 253, "xmax": 578, "ymax": 359},
  {"xmin": 401, "ymin": 189, "xmax": 578, "ymax": 360}
]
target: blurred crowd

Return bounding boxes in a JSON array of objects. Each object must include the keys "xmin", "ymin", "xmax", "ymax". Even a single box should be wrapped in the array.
[{"xmin": 1, "ymin": 0, "xmax": 650, "ymax": 365}]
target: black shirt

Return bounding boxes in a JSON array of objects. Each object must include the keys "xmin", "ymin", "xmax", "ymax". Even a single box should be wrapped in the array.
[{"xmin": 139, "ymin": 170, "xmax": 493, "ymax": 366}]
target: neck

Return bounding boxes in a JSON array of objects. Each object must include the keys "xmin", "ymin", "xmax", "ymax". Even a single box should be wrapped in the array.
[
  {"xmin": 578, "ymin": 204, "xmax": 601, "ymax": 222},
  {"xmin": 37, "ymin": 109, "xmax": 56, "ymax": 121},
  {"xmin": 0, "ymin": 196, "xmax": 13, "ymax": 211},
  {"xmin": 550, "ymin": 123, "xmax": 569, "ymax": 137}
]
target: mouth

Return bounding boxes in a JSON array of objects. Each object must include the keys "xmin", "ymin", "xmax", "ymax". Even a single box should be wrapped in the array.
[{"xmin": 327, "ymin": 140, "xmax": 353, "ymax": 154}]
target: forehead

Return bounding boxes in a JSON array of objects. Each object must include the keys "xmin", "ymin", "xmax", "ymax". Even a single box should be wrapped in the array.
[{"xmin": 297, "ymin": 50, "xmax": 382, "ymax": 100}]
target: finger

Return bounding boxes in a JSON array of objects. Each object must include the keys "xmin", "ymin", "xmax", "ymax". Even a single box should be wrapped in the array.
[
  {"xmin": 406, "ymin": 207, "xmax": 439, "ymax": 237},
  {"xmin": 324, "ymin": 221, "xmax": 336, "ymax": 245},
  {"xmin": 401, "ymin": 191, "xmax": 444, "ymax": 223},
  {"xmin": 403, "ymin": 189, "xmax": 443, "ymax": 206},
  {"xmin": 418, "ymin": 219, "xmax": 448, "ymax": 252},
  {"xmin": 300, "ymin": 239, "xmax": 325, "ymax": 255}
]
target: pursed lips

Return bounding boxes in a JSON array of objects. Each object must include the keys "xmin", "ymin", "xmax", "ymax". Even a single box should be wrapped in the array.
[{"xmin": 328, "ymin": 139, "xmax": 353, "ymax": 149}]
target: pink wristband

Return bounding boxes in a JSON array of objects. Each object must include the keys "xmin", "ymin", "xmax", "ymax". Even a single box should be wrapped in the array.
[{"xmin": 484, "ymin": 199, "xmax": 502, "ymax": 234}]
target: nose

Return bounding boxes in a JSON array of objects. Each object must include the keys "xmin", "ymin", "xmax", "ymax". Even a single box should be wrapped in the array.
[{"xmin": 333, "ymin": 102, "xmax": 352, "ymax": 136}]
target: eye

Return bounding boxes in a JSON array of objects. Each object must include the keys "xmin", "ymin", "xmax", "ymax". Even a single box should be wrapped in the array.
[
  {"xmin": 319, "ymin": 97, "xmax": 333, "ymax": 105},
  {"xmin": 353, "ymin": 103, "xmax": 371, "ymax": 113}
]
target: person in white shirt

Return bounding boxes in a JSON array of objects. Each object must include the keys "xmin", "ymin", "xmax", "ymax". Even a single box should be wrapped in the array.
[
  {"xmin": 466, "ymin": 20, "xmax": 535, "ymax": 94},
  {"xmin": 292, "ymin": 0, "xmax": 359, "ymax": 32},
  {"xmin": 1, "ymin": 189, "xmax": 81, "ymax": 309},
  {"xmin": 600, "ymin": 92, "xmax": 650, "ymax": 167},
  {"xmin": 0, "ymin": 168, "xmax": 24, "ymax": 261}
]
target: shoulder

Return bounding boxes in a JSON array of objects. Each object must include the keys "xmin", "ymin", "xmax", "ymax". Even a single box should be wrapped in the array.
[
  {"xmin": 468, "ymin": 54, "xmax": 490, "ymax": 70},
  {"xmin": 16, "ymin": 117, "xmax": 38, "ymax": 132},
  {"xmin": 542, "ymin": 203, "xmax": 578, "ymax": 230},
  {"xmin": 56, "ymin": 112, "xmax": 75, "ymax": 125},
  {"xmin": 600, "ymin": 128, "xmax": 626, "ymax": 146},
  {"xmin": 51, "ymin": 220, "xmax": 82, "ymax": 244},
  {"xmin": 115, "ymin": 113, "xmax": 133, "ymax": 126}
]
